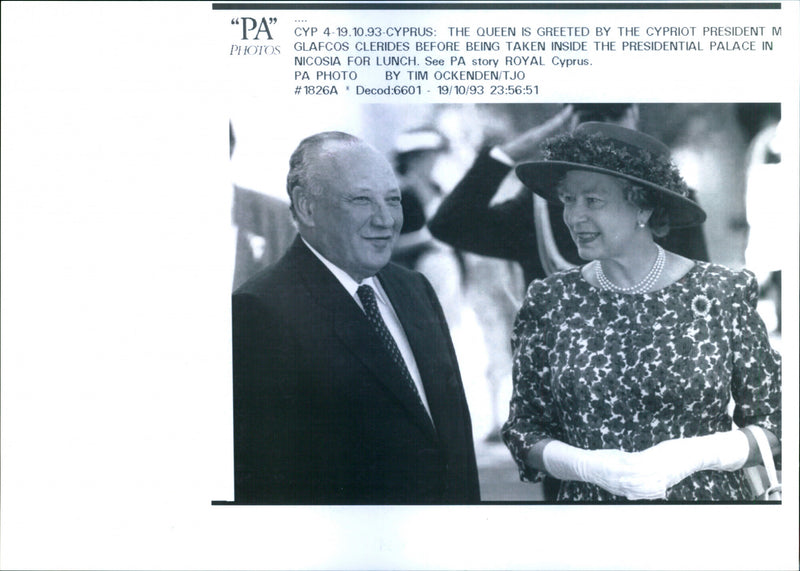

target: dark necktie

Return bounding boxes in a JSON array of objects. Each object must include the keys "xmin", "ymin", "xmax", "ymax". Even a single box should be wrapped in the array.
[{"xmin": 356, "ymin": 284, "xmax": 427, "ymax": 411}]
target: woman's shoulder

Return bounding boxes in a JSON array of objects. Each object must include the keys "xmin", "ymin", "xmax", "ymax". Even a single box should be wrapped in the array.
[
  {"xmin": 514, "ymin": 268, "xmax": 585, "ymax": 336},
  {"xmin": 526, "ymin": 266, "xmax": 585, "ymax": 297},
  {"xmin": 684, "ymin": 261, "xmax": 758, "ymax": 302},
  {"xmin": 688, "ymin": 261, "xmax": 755, "ymax": 284},
  {"xmin": 519, "ymin": 267, "xmax": 587, "ymax": 317}
]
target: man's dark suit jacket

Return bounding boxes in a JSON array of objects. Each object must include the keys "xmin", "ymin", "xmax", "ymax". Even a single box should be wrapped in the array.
[
  {"xmin": 429, "ymin": 149, "xmax": 710, "ymax": 285},
  {"xmin": 232, "ymin": 237, "xmax": 480, "ymax": 504}
]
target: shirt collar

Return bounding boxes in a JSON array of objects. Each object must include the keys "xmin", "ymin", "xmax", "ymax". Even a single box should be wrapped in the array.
[{"xmin": 302, "ymin": 238, "xmax": 387, "ymax": 304}]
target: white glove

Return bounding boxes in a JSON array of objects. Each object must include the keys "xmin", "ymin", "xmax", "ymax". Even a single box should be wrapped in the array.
[
  {"xmin": 542, "ymin": 440, "xmax": 668, "ymax": 500},
  {"xmin": 636, "ymin": 430, "xmax": 751, "ymax": 491}
]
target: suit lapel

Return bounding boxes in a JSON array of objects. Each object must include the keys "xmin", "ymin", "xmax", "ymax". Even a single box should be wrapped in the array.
[
  {"xmin": 378, "ymin": 269, "xmax": 446, "ymax": 438},
  {"xmin": 292, "ymin": 240, "xmax": 437, "ymax": 439},
  {"xmin": 333, "ymin": 306, "xmax": 437, "ymax": 439}
]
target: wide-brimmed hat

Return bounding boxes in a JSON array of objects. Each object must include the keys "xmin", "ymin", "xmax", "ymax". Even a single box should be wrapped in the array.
[{"xmin": 515, "ymin": 122, "xmax": 706, "ymax": 227}]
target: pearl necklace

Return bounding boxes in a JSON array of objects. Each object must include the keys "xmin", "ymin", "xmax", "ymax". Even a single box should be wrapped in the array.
[{"xmin": 596, "ymin": 244, "xmax": 665, "ymax": 294}]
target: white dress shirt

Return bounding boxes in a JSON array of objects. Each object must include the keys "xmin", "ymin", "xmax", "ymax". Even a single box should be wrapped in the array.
[{"xmin": 302, "ymin": 239, "xmax": 433, "ymax": 419}]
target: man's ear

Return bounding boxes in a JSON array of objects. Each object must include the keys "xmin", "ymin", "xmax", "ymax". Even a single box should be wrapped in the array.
[{"xmin": 292, "ymin": 187, "xmax": 315, "ymax": 227}]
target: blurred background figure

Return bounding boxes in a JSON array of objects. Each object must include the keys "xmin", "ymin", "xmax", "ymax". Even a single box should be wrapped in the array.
[
  {"xmin": 391, "ymin": 127, "xmax": 464, "ymax": 324},
  {"xmin": 389, "ymin": 127, "xmax": 527, "ymax": 447},
  {"xmin": 389, "ymin": 128, "xmax": 497, "ymax": 445},
  {"xmin": 570, "ymin": 103, "xmax": 638, "ymax": 129},
  {"xmin": 736, "ymin": 103, "xmax": 783, "ymax": 339},
  {"xmin": 230, "ymin": 121, "xmax": 296, "ymax": 290},
  {"xmin": 393, "ymin": 127, "xmax": 450, "ymax": 242}
]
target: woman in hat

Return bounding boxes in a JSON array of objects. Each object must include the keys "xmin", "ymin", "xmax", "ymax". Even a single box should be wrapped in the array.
[{"xmin": 502, "ymin": 123, "xmax": 781, "ymax": 501}]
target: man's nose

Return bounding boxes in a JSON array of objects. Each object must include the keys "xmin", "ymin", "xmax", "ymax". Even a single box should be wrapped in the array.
[{"xmin": 371, "ymin": 200, "xmax": 396, "ymax": 227}]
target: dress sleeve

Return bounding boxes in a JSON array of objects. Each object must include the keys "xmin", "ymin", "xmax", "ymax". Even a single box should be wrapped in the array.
[
  {"xmin": 730, "ymin": 270, "xmax": 782, "ymax": 447},
  {"xmin": 427, "ymin": 149, "xmax": 535, "ymax": 264},
  {"xmin": 502, "ymin": 282, "xmax": 563, "ymax": 482}
]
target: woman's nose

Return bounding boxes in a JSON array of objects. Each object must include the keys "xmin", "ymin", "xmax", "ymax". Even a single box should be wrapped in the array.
[{"xmin": 565, "ymin": 203, "xmax": 588, "ymax": 225}]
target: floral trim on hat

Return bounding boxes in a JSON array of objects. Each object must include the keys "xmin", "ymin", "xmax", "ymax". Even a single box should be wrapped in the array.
[{"xmin": 543, "ymin": 132, "xmax": 690, "ymax": 198}]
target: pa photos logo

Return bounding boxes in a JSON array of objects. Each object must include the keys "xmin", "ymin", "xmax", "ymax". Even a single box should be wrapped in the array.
[{"xmin": 230, "ymin": 16, "xmax": 281, "ymax": 56}]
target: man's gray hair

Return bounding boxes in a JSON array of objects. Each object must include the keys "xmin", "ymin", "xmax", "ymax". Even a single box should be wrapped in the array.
[{"xmin": 286, "ymin": 131, "xmax": 362, "ymax": 217}]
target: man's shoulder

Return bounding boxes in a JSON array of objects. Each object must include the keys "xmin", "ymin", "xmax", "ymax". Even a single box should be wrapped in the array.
[
  {"xmin": 233, "ymin": 241, "xmax": 303, "ymax": 301},
  {"xmin": 233, "ymin": 263, "xmax": 281, "ymax": 298},
  {"xmin": 380, "ymin": 261, "xmax": 428, "ymax": 289},
  {"xmin": 379, "ymin": 262, "xmax": 442, "ymax": 314}
]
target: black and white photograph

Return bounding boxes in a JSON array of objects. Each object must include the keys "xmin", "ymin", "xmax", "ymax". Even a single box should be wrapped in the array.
[
  {"xmin": 2, "ymin": 1, "xmax": 798, "ymax": 570},
  {"xmin": 224, "ymin": 102, "xmax": 783, "ymax": 505}
]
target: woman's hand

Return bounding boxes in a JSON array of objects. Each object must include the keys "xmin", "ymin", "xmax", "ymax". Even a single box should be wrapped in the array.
[
  {"xmin": 540, "ymin": 431, "xmax": 753, "ymax": 500},
  {"xmin": 542, "ymin": 441, "xmax": 670, "ymax": 500},
  {"xmin": 582, "ymin": 448, "xmax": 672, "ymax": 500},
  {"xmin": 635, "ymin": 430, "xmax": 751, "ymax": 491}
]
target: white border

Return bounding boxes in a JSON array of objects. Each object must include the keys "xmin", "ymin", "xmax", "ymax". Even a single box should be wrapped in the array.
[{"xmin": 2, "ymin": 2, "xmax": 797, "ymax": 569}]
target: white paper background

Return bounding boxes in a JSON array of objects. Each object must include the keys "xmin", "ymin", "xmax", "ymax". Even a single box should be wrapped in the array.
[{"xmin": 2, "ymin": 2, "xmax": 798, "ymax": 570}]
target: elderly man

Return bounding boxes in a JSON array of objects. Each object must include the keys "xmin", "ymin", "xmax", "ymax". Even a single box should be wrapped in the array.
[{"xmin": 232, "ymin": 131, "xmax": 480, "ymax": 504}]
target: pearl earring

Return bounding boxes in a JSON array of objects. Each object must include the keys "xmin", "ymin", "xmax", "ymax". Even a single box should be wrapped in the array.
[{"xmin": 637, "ymin": 221, "xmax": 646, "ymax": 228}]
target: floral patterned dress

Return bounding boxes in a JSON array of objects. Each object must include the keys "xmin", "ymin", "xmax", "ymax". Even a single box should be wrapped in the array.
[{"xmin": 502, "ymin": 262, "xmax": 781, "ymax": 501}]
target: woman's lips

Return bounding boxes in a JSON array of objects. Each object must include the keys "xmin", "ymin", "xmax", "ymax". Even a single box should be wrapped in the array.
[{"xmin": 574, "ymin": 232, "xmax": 600, "ymax": 244}]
